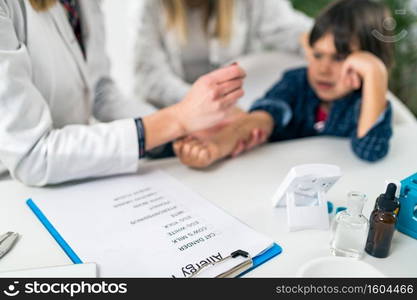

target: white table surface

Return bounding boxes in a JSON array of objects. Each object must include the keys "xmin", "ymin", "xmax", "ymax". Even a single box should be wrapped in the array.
[{"xmin": 1, "ymin": 124, "xmax": 417, "ymax": 277}]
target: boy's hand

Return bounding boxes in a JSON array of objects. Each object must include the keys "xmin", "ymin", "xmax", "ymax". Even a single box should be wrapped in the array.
[
  {"xmin": 230, "ymin": 111, "xmax": 273, "ymax": 157},
  {"xmin": 231, "ymin": 128, "xmax": 269, "ymax": 157},
  {"xmin": 341, "ymin": 51, "xmax": 388, "ymax": 90},
  {"xmin": 342, "ymin": 51, "xmax": 389, "ymax": 138}
]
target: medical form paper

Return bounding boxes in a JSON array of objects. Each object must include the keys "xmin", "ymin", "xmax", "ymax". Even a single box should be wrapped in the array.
[{"xmin": 28, "ymin": 170, "xmax": 278, "ymax": 277}]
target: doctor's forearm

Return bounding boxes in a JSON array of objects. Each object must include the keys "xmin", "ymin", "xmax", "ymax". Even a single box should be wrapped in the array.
[{"xmin": 142, "ymin": 106, "xmax": 186, "ymax": 151}]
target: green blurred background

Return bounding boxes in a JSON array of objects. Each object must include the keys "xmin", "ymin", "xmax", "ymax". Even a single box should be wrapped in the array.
[{"xmin": 290, "ymin": 0, "xmax": 417, "ymax": 118}]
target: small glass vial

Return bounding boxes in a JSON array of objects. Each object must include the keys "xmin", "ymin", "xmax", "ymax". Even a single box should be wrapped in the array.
[
  {"xmin": 365, "ymin": 183, "xmax": 398, "ymax": 258},
  {"xmin": 330, "ymin": 192, "xmax": 369, "ymax": 259}
]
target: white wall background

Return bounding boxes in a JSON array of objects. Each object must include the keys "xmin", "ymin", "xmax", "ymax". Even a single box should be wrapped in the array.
[{"xmin": 101, "ymin": 0, "xmax": 139, "ymax": 97}]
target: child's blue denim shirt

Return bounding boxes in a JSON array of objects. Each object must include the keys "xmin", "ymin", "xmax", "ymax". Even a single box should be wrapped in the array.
[{"xmin": 249, "ymin": 67, "xmax": 392, "ymax": 162}]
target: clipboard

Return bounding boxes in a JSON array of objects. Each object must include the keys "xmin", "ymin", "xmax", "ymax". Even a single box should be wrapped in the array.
[{"xmin": 27, "ymin": 198, "xmax": 282, "ymax": 278}]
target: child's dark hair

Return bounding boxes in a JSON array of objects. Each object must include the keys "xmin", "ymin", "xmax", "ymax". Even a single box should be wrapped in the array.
[{"xmin": 309, "ymin": 0, "xmax": 394, "ymax": 68}]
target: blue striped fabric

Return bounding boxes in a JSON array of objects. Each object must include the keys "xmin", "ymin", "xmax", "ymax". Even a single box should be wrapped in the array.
[
  {"xmin": 249, "ymin": 67, "xmax": 392, "ymax": 162},
  {"xmin": 59, "ymin": 0, "xmax": 85, "ymax": 57}
]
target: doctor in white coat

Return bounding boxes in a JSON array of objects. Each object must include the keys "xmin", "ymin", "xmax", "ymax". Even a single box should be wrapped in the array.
[
  {"xmin": 0, "ymin": 0, "xmax": 245, "ymax": 186},
  {"xmin": 134, "ymin": 0, "xmax": 312, "ymax": 108}
]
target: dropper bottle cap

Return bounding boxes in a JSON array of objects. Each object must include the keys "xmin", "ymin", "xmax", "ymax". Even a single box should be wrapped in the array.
[{"xmin": 379, "ymin": 183, "xmax": 397, "ymax": 212}]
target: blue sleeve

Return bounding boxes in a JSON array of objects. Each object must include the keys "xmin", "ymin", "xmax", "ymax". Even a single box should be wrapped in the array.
[
  {"xmin": 249, "ymin": 71, "xmax": 297, "ymax": 140},
  {"xmin": 351, "ymin": 102, "xmax": 393, "ymax": 162}
]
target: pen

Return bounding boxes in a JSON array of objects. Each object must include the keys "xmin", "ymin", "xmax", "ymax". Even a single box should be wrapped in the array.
[{"xmin": 0, "ymin": 232, "xmax": 19, "ymax": 259}]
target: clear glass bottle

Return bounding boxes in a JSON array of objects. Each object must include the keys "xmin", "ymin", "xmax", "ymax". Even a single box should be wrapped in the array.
[{"xmin": 330, "ymin": 192, "xmax": 369, "ymax": 259}]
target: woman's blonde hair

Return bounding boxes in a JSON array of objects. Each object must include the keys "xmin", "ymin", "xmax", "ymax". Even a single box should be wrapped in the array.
[
  {"xmin": 29, "ymin": 0, "xmax": 57, "ymax": 11},
  {"xmin": 162, "ymin": 0, "xmax": 234, "ymax": 45}
]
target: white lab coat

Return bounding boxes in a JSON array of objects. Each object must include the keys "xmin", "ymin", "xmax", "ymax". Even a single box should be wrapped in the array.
[
  {"xmin": 134, "ymin": 0, "xmax": 313, "ymax": 108},
  {"xmin": 0, "ymin": 0, "xmax": 148, "ymax": 186}
]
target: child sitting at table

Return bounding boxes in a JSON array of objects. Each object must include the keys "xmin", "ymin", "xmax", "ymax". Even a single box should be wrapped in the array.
[{"xmin": 174, "ymin": 0, "xmax": 394, "ymax": 168}]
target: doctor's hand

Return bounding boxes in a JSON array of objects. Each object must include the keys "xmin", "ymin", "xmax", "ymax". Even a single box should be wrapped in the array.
[
  {"xmin": 173, "ymin": 127, "xmax": 268, "ymax": 169},
  {"xmin": 173, "ymin": 64, "xmax": 246, "ymax": 134},
  {"xmin": 173, "ymin": 111, "xmax": 272, "ymax": 168},
  {"xmin": 142, "ymin": 64, "xmax": 245, "ymax": 152}
]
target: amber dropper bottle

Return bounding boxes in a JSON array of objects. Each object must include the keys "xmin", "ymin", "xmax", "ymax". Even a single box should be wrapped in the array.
[{"xmin": 365, "ymin": 183, "xmax": 398, "ymax": 258}]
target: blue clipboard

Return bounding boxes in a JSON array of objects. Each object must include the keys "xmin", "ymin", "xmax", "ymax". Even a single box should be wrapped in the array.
[
  {"xmin": 240, "ymin": 243, "xmax": 282, "ymax": 277},
  {"xmin": 27, "ymin": 198, "xmax": 282, "ymax": 277},
  {"xmin": 27, "ymin": 199, "xmax": 82, "ymax": 264}
]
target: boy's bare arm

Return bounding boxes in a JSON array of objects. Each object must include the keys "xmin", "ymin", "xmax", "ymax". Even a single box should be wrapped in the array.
[
  {"xmin": 174, "ymin": 111, "xmax": 274, "ymax": 168},
  {"xmin": 357, "ymin": 64, "xmax": 388, "ymax": 138},
  {"xmin": 217, "ymin": 110, "xmax": 274, "ymax": 157},
  {"xmin": 341, "ymin": 51, "xmax": 388, "ymax": 138}
]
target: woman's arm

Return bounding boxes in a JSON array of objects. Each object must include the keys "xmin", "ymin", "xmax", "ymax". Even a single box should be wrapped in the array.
[
  {"xmin": 0, "ymin": 48, "xmax": 140, "ymax": 186},
  {"xmin": 0, "ymin": 2, "xmax": 245, "ymax": 186}
]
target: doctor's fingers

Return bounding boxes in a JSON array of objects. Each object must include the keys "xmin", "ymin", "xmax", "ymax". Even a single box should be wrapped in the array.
[
  {"xmin": 187, "ymin": 140, "xmax": 213, "ymax": 167},
  {"xmin": 196, "ymin": 148, "xmax": 212, "ymax": 168},
  {"xmin": 180, "ymin": 150, "xmax": 211, "ymax": 168},
  {"xmin": 218, "ymin": 88, "xmax": 245, "ymax": 111},
  {"xmin": 173, "ymin": 135, "xmax": 193, "ymax": 151},
  {"xmin": 206, "ymin": 64, "xmax": 246, "ymax": 85},
  {"xmin": 181, "ymin": 142, "xmax": 211, "ymax": 167},
  {"xmin": 216, "ymin": 78, "xmax": 244, "ymax": 99},
  {"xmin": 174, "ymin": 137, "xmax": 195, "ymax": 157},
  {"xmin": 173, "ymin": 139, "xmax": 186, "ymax": 157},
  {"xmin": 190, "ymin": 144, "xmax": 213, "ymax": 167},
  {"xmin": 181, "ymin": 139, "xmax": 205, "ymax": 159}
]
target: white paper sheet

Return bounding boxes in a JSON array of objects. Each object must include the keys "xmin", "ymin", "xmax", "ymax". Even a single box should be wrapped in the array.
[
  {"xmin": 31, "ymin": 170, "xmax": 275, "ymax": 277},
  {"xmin": 0, "ymin": 263, "xmax": 97, "ymax": 278}
]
